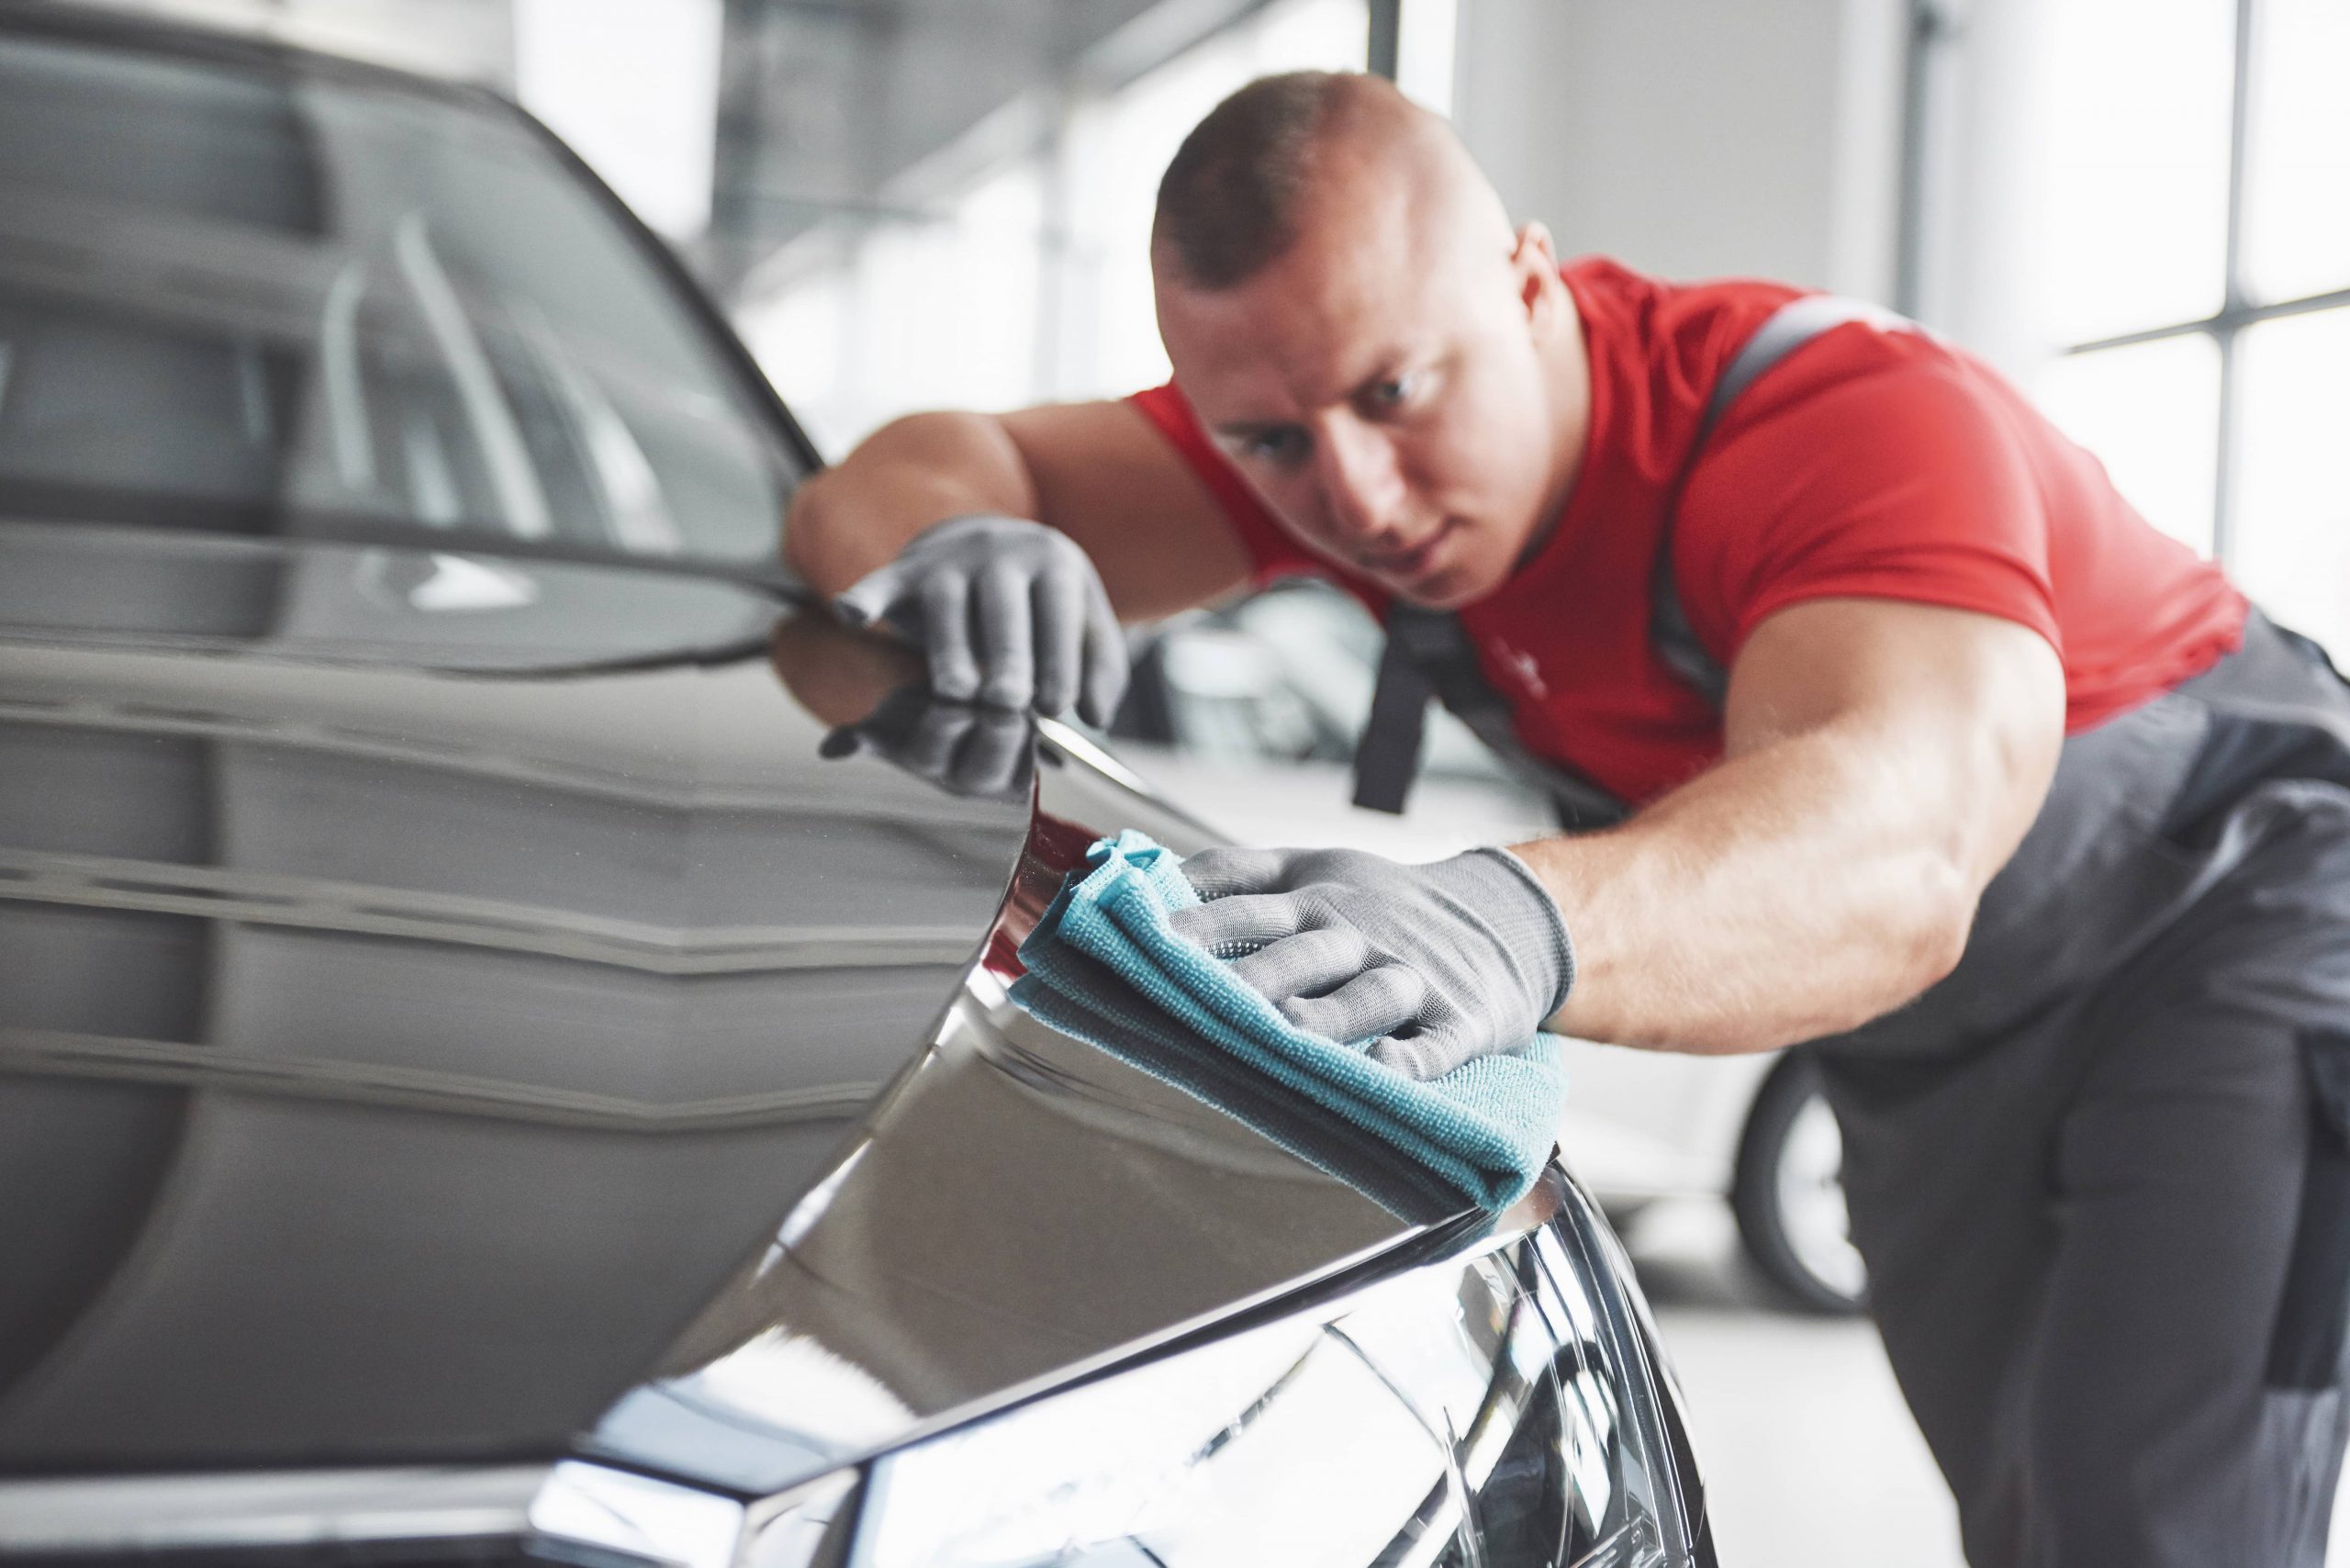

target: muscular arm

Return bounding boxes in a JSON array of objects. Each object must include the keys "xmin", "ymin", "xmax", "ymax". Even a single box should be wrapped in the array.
[
  {"xmin": 782, "ymin": 400, "xmax": 1253, "ymax": 622},
  {"xmin": 1516, "ymin": 598, "xmax": 2066, "ymax": 1055}
]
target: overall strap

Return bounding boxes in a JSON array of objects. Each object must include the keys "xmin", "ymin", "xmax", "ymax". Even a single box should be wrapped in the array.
[
  {"xmin": 1351, "ymin": 294, "xmax": 1913, "ymax": 819},
  {"xmin": 1362, "ymin": 605, "xmax": 1634, "ymax": 827},
  {"xmin": 1648, "ymin": 295, "xmax": 1912, "ymax": 706}
]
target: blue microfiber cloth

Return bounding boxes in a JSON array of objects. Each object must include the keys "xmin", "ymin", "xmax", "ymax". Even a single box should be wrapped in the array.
[{"xmin": 1010, "ymin": 830, "xmax": 1568, "ymax": 1212}]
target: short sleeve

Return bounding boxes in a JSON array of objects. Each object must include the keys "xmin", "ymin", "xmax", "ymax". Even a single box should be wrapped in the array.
[
  {"xmin": 1128, "ymin": 383, "xmax": 1323, "ymax": 587},
  {"xmin": 1675, "ymin": 330, "xmax": 2064, "ymax": 665}
]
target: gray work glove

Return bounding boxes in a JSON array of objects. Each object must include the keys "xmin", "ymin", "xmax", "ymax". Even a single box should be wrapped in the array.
[
  {"xmin": 819, "ymin": 684, "xmax": 1033, "ymax": 801},
  {"xmin": 832, "ymin": 514, "xmax": 1128, "ymax": 726},
  {"xmin": 1168, "ymin": 845, "xmax": 1574, "ymax": 1081}
]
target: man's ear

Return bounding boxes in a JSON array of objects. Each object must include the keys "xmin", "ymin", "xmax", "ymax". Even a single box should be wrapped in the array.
[{"xmin": 1510, "ymin": 220, "xmax": 1559, "ymax": 319}]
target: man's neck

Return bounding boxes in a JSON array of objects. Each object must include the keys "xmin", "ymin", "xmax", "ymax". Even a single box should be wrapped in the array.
[{"xmin": 1517, "ymin": 275, "xmax": 1595, "ymax": 567}]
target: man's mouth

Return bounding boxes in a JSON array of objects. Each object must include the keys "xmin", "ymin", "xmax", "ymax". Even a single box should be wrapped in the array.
[{"xmin": 1363, "ymin": 520, "xmax": 1455, "ymax": 580}]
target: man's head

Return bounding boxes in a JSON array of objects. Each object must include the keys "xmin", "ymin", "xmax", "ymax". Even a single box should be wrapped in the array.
[{"xmin": 1152, "ymin": 73, "xmax": 1588, "ymax": 609}]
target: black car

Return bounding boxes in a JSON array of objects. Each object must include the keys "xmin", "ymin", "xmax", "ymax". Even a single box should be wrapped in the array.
[{"xmin": 0, "ymin": 7, "xmax": 1718, "ymax": 1563}]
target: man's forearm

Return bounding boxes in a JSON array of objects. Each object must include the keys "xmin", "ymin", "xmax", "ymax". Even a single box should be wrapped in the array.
[
  {"xmin": 784, "ymin": 411, "xmax": 1039, "ymax": 596},
  {"xmin": 1516, "ymin": 722, "xmax": 1980, "ymax": 1056}
]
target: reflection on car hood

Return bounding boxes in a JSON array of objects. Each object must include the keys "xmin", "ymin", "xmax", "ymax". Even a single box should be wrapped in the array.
[{"xmin": 0, "ymin": 525, "xmax": 1434, "ymax": 1489}]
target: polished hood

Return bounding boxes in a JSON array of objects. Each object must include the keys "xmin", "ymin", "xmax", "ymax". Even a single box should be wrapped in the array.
[{"xmin": 0, "ymin": 522, "xmax": 1435, "ymax": 1493}]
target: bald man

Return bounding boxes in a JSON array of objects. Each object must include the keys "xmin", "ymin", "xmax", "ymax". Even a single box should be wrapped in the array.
[{"xmin": 788, "ymin": 72, "xmax": 2350, "ymax": 1565}]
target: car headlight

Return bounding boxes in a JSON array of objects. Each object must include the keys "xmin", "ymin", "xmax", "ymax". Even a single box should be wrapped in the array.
[{"xmin": 746, "ymin": 1176, "xmax": 1707, "ymax": 1568}]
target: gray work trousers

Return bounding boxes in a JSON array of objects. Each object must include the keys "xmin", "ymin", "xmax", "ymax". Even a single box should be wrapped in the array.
[{"xmin": 1818, "ymin": 612, "xmax": 2350, "ymax": 1566}]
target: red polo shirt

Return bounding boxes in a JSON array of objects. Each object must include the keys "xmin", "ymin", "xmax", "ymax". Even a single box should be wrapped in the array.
[{"xmin": 1129, "ymin": 255, "xmax": 2248, "ymax": 806}]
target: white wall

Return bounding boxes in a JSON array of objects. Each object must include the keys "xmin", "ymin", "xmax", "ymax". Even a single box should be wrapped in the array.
[{"xmin": 1449, "ymin": 0, "xmax": 1908, "ymax": 304}]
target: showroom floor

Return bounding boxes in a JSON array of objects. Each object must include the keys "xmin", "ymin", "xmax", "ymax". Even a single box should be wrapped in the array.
[{"xmin": 1632, "ymin": 1203, "xmax": 2350, "ymax": 1568}]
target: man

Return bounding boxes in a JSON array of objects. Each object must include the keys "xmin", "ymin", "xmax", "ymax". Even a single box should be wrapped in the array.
[{"xmin": 786, "ymin": 72, "xmax": 2350, "ymax": 1564}]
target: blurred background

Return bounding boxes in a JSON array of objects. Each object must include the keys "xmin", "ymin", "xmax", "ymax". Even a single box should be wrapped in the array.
[
  {"xmin": 33, "ymin": 0, "xmax": 2350, "ymax": 1562},
  {"xmin": 75, "ymin": 0, "xmax": 2350, "ymax": 652}
]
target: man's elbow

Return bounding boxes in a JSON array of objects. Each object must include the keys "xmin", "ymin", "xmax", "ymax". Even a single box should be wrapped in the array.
[
  {"xmin": 779, "ymin": 422, "xmax": 920, "ymax": 593},
  {"xmin": 1897, "ymin": 854, "xmax": 1977, "ymax": 1001},
  {"xmin": 1781, "ymin": 857, "xmax": 1974, "ymax": 1051}
]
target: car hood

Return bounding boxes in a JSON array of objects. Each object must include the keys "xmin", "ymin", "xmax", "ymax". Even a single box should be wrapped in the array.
[{"xmin": 0, "ymin": 523, "xmax": 1438, "ymax": 1494}]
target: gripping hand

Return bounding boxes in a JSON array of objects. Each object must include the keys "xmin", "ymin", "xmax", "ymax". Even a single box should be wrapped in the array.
[
  {"xmin": 1168, "ymin": 845, "xmax": 1574, "ymax": 1080},
  {"xmin": 832, "ymin": 514, "xmax": 1127, "ymax": 726}
]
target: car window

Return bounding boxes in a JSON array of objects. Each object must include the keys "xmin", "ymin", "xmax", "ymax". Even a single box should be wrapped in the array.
[{"xmin": 0, "ymin": 29, "xmax": 800, "ymax": 564}]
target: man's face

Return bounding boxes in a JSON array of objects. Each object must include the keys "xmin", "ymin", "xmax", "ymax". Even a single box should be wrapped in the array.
[{"xmin": 1154, "ymin": 188, "xmax": 1572, "ymax": 610}]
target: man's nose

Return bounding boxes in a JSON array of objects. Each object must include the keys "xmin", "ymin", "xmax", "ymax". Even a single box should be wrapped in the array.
[{"xmin": 1313, "ymin": 420, "xmax": 1407, "ymax": 542}]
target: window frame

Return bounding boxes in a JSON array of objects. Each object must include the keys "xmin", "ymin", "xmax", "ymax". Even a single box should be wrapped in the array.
[{"xmin": 2045, "ymin": 0, "xmax": 2350, "ymax": 561}]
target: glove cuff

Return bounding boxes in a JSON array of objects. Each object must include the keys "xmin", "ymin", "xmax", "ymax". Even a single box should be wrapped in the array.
[{"xmin": 1442, "ymin": 846, "xmax": 1576, "ymax": 1019}]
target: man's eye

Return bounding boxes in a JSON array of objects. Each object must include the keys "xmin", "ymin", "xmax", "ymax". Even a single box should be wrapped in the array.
[
  {"xmin": 1369, "ymin": 375, "xmax": 1416, "ymax": 408},
  {"xmin": 1245, "ymin": 429, "xmax": 1309, "ymax": 465}
]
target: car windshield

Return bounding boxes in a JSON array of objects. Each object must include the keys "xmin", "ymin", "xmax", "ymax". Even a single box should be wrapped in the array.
[{"xmin": 0, "ymin": 27, "xmax": 801, "ymax": 566}]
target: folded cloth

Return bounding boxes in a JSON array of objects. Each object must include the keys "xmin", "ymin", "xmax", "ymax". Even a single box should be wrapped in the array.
[{"xmin": 1010, "ymin": 830, "xmax": 1568, "ymax": 1212}]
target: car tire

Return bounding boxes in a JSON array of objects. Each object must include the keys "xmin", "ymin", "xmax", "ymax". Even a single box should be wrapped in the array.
[{"xmin": 1732, "ymin": 1051, "xmax": 1869, "ymax": 1315}]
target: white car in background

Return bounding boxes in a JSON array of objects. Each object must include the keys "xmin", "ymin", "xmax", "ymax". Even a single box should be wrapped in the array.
[{"xmin": 1111, "ymin": 581, "xmax": 1869, "ymax": 1314}]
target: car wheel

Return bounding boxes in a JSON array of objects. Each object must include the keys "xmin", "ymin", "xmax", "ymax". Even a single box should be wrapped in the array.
[{"xmin": 1732, "ymin": 1051, "xmax": 1868, "ymax": 1315}]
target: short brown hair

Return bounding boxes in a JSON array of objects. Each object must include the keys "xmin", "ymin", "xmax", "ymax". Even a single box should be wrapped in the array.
[{"xmin": 1153, "ymin": 71, "xmax": 1355, "ymax": 290}]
